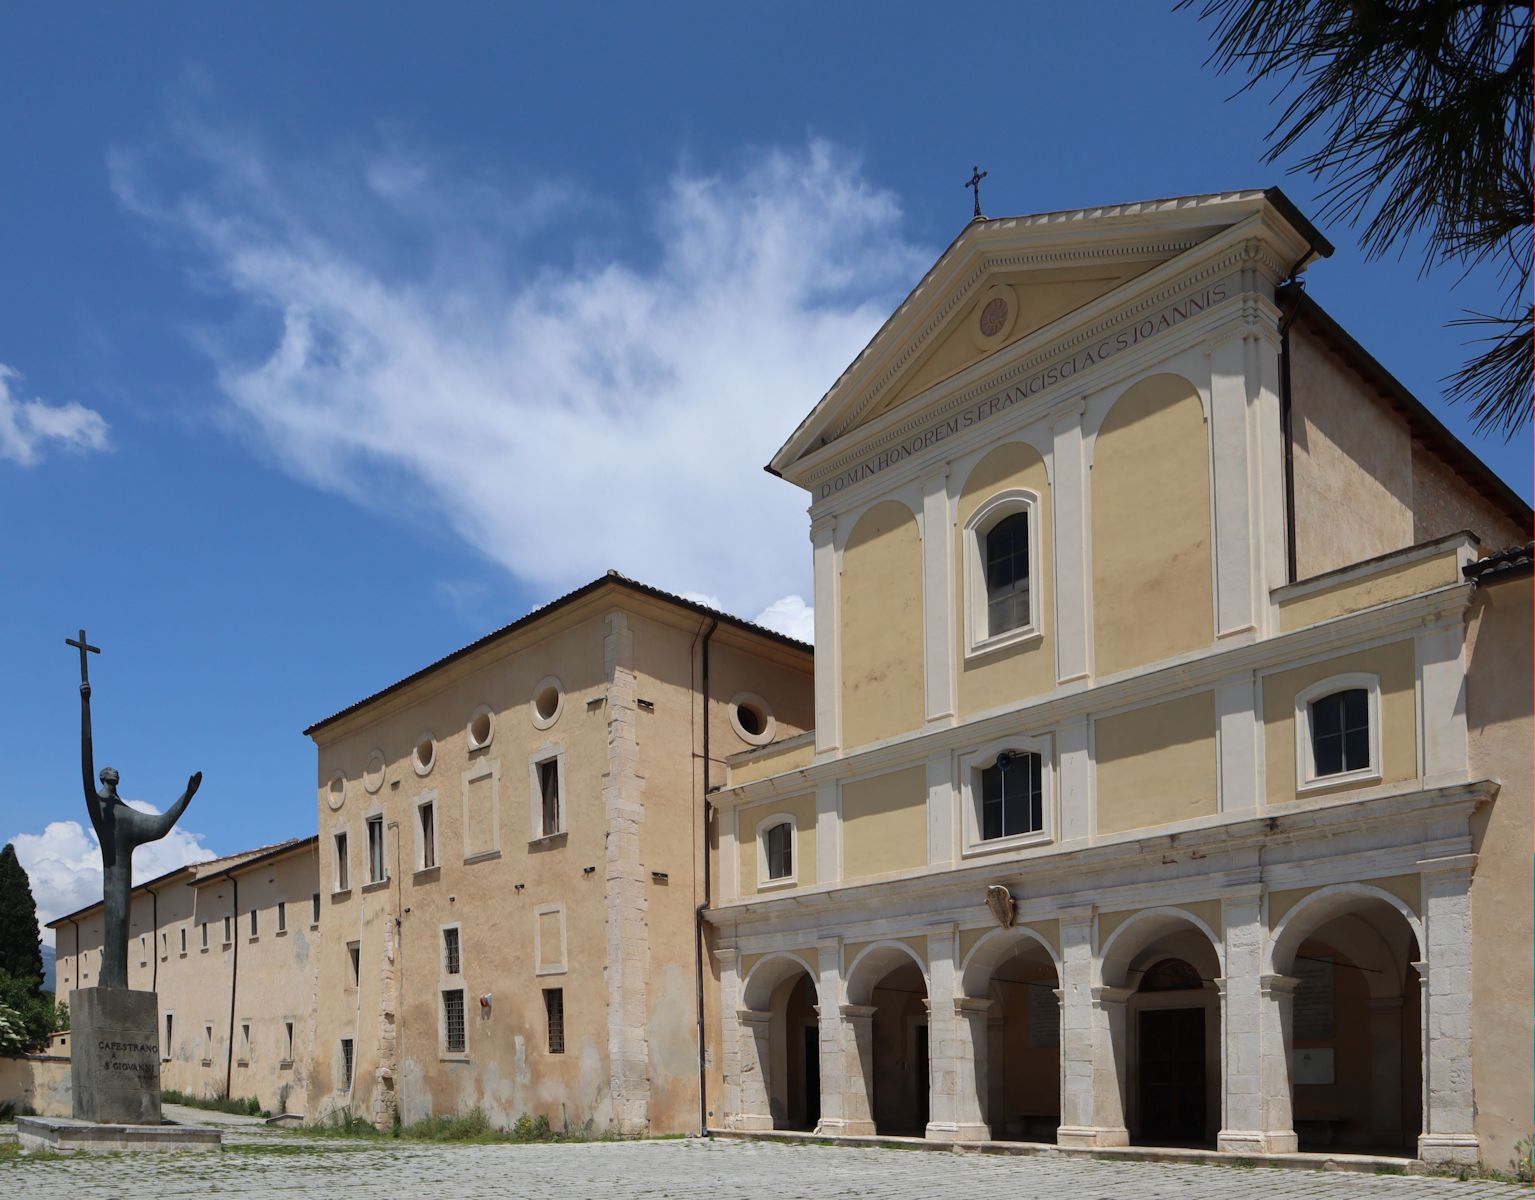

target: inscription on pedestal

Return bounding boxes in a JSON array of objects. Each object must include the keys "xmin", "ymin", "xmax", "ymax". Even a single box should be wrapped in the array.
[{"xmin": 71, "ymin": 987, "xmax": 162, "ymax": 1126}]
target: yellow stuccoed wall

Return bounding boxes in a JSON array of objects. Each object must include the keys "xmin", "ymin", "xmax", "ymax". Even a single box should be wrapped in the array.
[
  {"xmin": 839, "ymin": 500, "xmax": 925, "ymax": 749},
  {"xmin": 1278, "ymin": 549, "xmax": 1462, "ymax": 631},
  {"xmin": 1094, "ymin": 691, "xmax": 1218, "ymax": 836},
  {"xmin": 840, "ymin": 766, "xmax": 928, "ymax": 881},
  {"xmin": 955, "ymin": 440, "xmax": 1056, "ymax": 715},
  {"xmin": 1091, "ymin": 373, "xmax": 1214, "ymax": 676},
  {"xmin": 1465, "ymin": 574, "xmax": 1534, "ymax": 1168},
  {"xmin": 1261, "ymin": 640, "xmax": 1417, "ymax": 804},
  {"xmin": 737, "ymin": 794, "xmax": 817, "ymax": 898}
]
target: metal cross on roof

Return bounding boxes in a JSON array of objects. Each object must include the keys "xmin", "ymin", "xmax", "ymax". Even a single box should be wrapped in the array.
[{"xmin": 965, "ymin": 165, "xmax": 988, "ymax": 219}]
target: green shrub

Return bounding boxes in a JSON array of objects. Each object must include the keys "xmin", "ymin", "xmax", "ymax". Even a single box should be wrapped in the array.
[{"xmin": 1514, "ymin": 1136, "xmax": 1534, "ymax": 1185}]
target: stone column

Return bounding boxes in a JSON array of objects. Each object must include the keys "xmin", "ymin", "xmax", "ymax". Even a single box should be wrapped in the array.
[
  {"xmin": 1368, "ymin": 997, "xmax": 1405, "ymax": 1149},
  {"xmin": 1416, "ymin": 852, "xmax": 1479, "ymax": 1164},
  {"xmin": 838, "ymin": 1004, "xmax": 878, "ymax": 1136},
  {"xmin": 936, "ymin": 997, "xmax": 993, "ymax": 1141},
  {"xmin": 1258, "ymin": 974, "xmax": 1300, "ymax": 1153},
  {"xmin": 1216, "ymin": 888, "xmax": 1267, "ymax": 1153},
  {"xmin": 924, "ymin": 926, "xmax": 980, "ymax": 1140},
  {"xmin": 1057, "ymin": 910, "xmax": 1117, "ymax": 1146},
  {"xmin": 735, "ymin": 1009, "xmax": 775, "ymax": 1132},
  {"xmin": 1088, "ymin": 986, "xmax": 1133, "ymax": 1146},
  {"xmin": 813, "ymin": 940, "xmax": 850, "ymax": 1135}
]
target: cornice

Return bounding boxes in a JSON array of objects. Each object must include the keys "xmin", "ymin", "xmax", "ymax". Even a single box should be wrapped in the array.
[
  {"xmin": 708, "ymin": 779, "xmax": 1495, "ymax": 932},
  {"xmin": 794, "ymin": 226, "xmax": 1292, "ymax": 496},
  {"xmin": 714, "ymin": 581, "xmax": 1473, "ymax": 808}
]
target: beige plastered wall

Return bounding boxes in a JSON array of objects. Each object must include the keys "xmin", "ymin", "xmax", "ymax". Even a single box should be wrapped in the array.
[
  {"xmin": 1261, "ymin": 640, "xmax": 1417, "ymax": 804},
  {"xmin": 0, "ymin": 1056, "xmax": 70, "ymax": 1117},
  {"xmin": 1094, "ymin": 691, "xmax": 1218, "ymax": 836},
  {"xmin": 1091, "ymin": 373, "xmax": 1214, "ymax": 676},
  {"xmin": 840, "ymin": 500, "xmax": 925, "ymax": 748},
  {"xmin": 1465, "ymin": 573, "xmax": 1534, "ymax": 1168},
  {"xmin": 736, "ymin": 793, "xmax": 817, "ymax": 898},
  {"xmin": 1410, "ymin": 444, "xmax": 1527, "ymax": 549},
  {"xmin": 1289, "ymin": 327, "xmax": 1415, "ymax": 578},
  {"xmin": 223, "ymin": 848, "xmax": 320, "ymax": 1116},
  {"xmin": 956, "ymin": 440, "xmax": 1056, "ymax": 715},
  {"xmin": 630, "ymin": 612, "xmax": 812, "ymax": 1132},
  {"xmin": 841, "ymin": 766, "xmax": 927, "ymax": 881},
  {"xmin": 311, "ymin": 610, "xmax": 614, "ymax": 1132}
]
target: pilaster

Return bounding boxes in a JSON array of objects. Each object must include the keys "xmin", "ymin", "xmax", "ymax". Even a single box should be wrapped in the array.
[
  {"xmin": 812, "ymin": 939, "xmax": 849, "ymax": 1135},
  {"xmin": 1209, "ymin": 335, "xmax": 1261, "ymax": 640},
  {"xmin": 811, "ymin": 517, "xmax": 840, "ymax": 755},
  {"xmin": 1215, "ymin": 889, "xmax": 1270, "ymax": 1152},
  {"xmin": 921, "ymin": 468, "xmax": 956, "ymax": 724},
  {"xmin": 1057, "ymin": 716, "xmax": 1091, "ymax": 844},
  {"xmin": 1051, "ymin": 400, "xmax": 1090, "ymax": 684},
  {"xmin": 1416, "ymin": 853, "xmax": 1479, "ymax": 1164},
  {"xmin": 735, "ymin": 1009, "xmax": 775, "ymax": 1131},
  {"xmin": 1215, "ymin": 673, "xmax": 1259, "ymax": 816},
  {"xmin": 1418, "ymin": 624, "xmax": 1470, "ymax": 786},
  {"xmin": 838, "ymin": 1004, "xmax": 878, "ymax": 1136}
]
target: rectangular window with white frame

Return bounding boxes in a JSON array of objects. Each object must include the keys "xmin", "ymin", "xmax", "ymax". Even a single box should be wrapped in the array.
[
  {"xmin": 334, "ymin": 831, "xmax": 350, "ymax": 892},
  {"xmin": 417, "ymin": 795, "xmax": 438, "ymax": 871},
  {"xmin": 529, "ymin": 750, "xmax": 565, "ymax": 840},
  {"xmin": 366, "ymin": 813, "xmax": 386, "ymax": 883},
  {"xmin": 960, "ymin": 736, "xmax": 1053, "ymax": 855},
  {"xmin": 755, "ymin": 813, "xmax": 798, "ymax": 889},
  {"xmin": 963, "ymin": 489, "xmax": 1042, "ymax": 659}
]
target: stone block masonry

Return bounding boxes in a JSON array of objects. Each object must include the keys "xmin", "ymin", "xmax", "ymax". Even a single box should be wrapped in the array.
[{"xmin": 69, "ymin": 987, "xmax": 162, "ymax": 1126}]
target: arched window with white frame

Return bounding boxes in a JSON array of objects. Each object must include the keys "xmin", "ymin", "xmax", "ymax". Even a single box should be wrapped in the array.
[
  {"xmin": 963, "ymin": 489, "xmax": 1042, "ymax": 657},
  {"xmin": 1295, "ymin": 673, "xmax": 1382, "ymax": 791},
  {"xmin": 959, "ymin": 735, "xmax": 1053, "ymax": 855}
]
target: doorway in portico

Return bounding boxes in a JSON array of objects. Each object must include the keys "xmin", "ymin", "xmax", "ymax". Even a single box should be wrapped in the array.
[
  {"xmin": 1129, "ymin": 955, "xmax": 1218, "ymax": 1147},
  {"xmin": 960, "ymin": 928, "xmax": 1061, "ymax": 1142},
  {"xmin": 739, "ymin": 954, "xmax": 821, "ymax": 1132},
  {"xmin": 870, "ymin": 959, "xmax": 929, "ymax": 1134}
]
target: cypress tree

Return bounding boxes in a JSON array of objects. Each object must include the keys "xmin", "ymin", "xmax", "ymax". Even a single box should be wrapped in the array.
[{"xmin": 0, "ymin": 844, "xmax": 43, "ymax": 994}]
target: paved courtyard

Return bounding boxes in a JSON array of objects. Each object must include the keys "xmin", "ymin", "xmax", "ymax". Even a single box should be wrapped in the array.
[{"xmin": 4, "ymin": 1119, "xmax": 1528, "ymax": 1200}]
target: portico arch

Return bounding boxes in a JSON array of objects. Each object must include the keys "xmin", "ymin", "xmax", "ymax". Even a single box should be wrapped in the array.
[
  {"xmin": 1098, "ymin": 907, "xmax": 1224, "ymax": 1147},
  {"xmin": 1268, "ymin": 885, "xmax": 1423, "ymax": 1153},
  {"xmin": 844, "ymin": 941, "xmax": 930, "ymax": 1135},
  {"xmin": 960, "ymin": 926, "xmax": 1062, "ymax": 1141},
  {"xmin": 737, "ymin": 953, "xmax": 821, "ymax": 1131}
]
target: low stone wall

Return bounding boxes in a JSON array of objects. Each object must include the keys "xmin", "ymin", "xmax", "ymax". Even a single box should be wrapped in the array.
[{"xmin": 0, "ymin": 1054, "xmax": 72, "ymax": 1117}]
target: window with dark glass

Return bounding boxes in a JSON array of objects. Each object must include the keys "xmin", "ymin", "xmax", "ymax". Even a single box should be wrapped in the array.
[
  {"xmin": 419, "ymin": 801, "xmax": 437, "ymax": 869},
  {"xmin": 984, "ymin": 511, "xmax": 1031, "ymax": 637},
  {"xmin": 366, "ymin": 814, "xmax": 386, "ymax": 883},
  {"xmin": 979, "ymin": 750, "xmax": 1043, "ymax": 841},
  {"xmin": 764, "ymin": 822, "xmax": 793, "ymax": 881},
  {"xmin": 1310, "ymin": 688, "xmax": 1369, "ymax": 776}
]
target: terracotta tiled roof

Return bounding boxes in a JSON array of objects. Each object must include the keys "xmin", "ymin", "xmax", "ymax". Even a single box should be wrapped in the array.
[{"xmin": 1464, "ymin": 542, "xmax": 1535, "ymax": 583}]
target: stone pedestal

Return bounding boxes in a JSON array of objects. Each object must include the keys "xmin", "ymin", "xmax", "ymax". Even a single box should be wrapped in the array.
[
  {"xmin": 70, "ymin": 987, "xmax": 162, "ymax": 1126},
  {"xmin": 18, "ymin": 1116, "xmax": 219, "ymax": 1154}
]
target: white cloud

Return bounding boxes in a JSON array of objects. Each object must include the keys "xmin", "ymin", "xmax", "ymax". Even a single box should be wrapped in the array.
[
  {"xmin": 752, "ymin": 594, "xmax": 816, "ymax": 643},
  {"xmin": 11, "ymin": 803, "xmax": 217, "ymax": 946},
  {"xmin": 0, "ymin": 364, "xmax": 111, "ymax": 467},
  {"xmin": 111, "ymin": 124, "xmax": 928, "ymax": 628}
]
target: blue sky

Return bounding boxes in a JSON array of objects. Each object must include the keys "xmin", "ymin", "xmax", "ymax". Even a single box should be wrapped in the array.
[{"xmin": 4, "ymin": 4, "xmax": 1528, "ymax": 937}]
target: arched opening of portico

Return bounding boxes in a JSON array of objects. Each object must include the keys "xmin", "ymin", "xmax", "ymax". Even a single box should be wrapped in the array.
[
  {"xmin": 846, "ymin": 944, "xmax": 930, "ymax": 1137},
  {"xmin": 1099, "ymin": 910, "xmax": 1223, "ymax": 1149},
  {"xmin": 960, "ymin": 928, "xmax": 1061, "ymax": 1142},
  {"xmin": 739, "ymin": 954, "xmax": 821, "ymax": 1132},
  {"xmin": 1271, "ymin": 888, "xmax": 1422, "ymax": 1154}
]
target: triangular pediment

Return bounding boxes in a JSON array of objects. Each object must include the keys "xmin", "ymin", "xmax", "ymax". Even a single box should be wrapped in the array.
[{"xmin": 770, "ymin": 189, "xmax": 1327, "ymax": 485}]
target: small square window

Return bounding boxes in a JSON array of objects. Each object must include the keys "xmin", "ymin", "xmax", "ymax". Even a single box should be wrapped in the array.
[
  {"xmin": 544, "ymin": 988, "xmax": 564, "ymax": 1054},
  {"xmin": 1310, "ymin": 688, "xmax": 1370, "ymax": 777}
]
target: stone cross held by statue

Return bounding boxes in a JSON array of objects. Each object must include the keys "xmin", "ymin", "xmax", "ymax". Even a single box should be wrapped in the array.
[{"xmin": 965, "ymin": 165, "xmax": 988, "ymax": 220}]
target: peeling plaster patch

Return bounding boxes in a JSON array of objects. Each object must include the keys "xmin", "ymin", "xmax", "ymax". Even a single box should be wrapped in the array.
[{"xmin": 514, "ymin": 1033, "xmax": 530, "ymax": 1087}]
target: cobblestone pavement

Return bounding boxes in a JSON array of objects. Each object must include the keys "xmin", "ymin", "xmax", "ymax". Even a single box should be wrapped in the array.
[{"xmin": 5, "ymin": 1129, "xmax": 1528, "ymax": 1199}]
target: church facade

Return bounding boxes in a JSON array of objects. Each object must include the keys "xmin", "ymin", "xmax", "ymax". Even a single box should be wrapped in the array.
[{"xmin": 705, "ymin": 190, "xmax": 1532, "ymax": 1169}]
